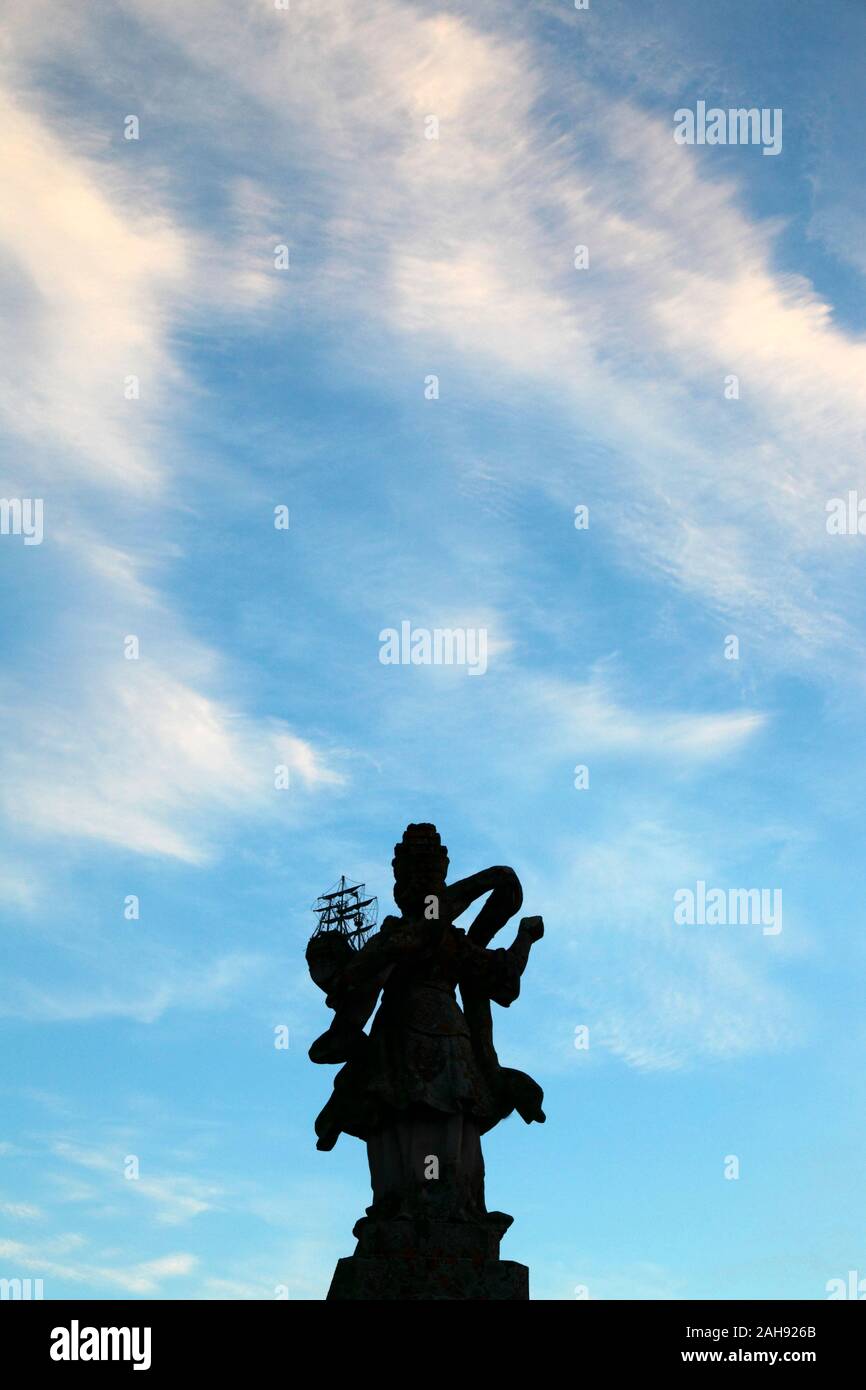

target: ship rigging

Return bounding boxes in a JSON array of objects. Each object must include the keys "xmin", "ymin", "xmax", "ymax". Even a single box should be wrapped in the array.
[{"xmin": 310, "ymin": 876, "xmax": 377, "ymax": 951}]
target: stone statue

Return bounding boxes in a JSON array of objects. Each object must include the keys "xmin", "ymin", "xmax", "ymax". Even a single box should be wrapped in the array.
[{"xmin": 306, "ymin": 823, "xmax": 545, "ymax": 1299}]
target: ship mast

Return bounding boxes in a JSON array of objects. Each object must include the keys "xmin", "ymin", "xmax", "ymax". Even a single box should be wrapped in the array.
[{"xmin": 311, "ymin": 875, "xmax": 378, "ymax": 950}]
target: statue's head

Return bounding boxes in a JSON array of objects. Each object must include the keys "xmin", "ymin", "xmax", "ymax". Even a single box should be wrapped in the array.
[{"xmin": 392, "ymin": 823, "xmax": 449, "ymax": 918}]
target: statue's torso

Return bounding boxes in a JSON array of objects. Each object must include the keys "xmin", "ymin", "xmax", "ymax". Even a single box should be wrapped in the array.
[
  {"xmin": 381, "ymin": 925, "xmax": 470, "ymax": 1037},
  {"xmin": 367, "ymin": 926, "xmax": 495, "ymax": 1119}
]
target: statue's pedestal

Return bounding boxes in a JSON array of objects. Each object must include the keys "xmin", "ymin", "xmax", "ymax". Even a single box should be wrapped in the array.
[
  {"xmin": 328, "ymin": 1253, "xmax": 528, "ymax": 1300},
  {"xmin": 326, "ymin": 1210, "xmax": 529, "ymax": 1301}
]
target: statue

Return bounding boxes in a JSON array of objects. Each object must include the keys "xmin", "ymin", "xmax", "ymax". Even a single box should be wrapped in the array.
[{"xmin": 306, "ymin": 823, "xmax": 545, "ymax": 1299}]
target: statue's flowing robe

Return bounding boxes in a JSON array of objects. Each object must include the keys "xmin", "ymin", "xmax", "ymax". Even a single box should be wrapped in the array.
[{"xmin": 313, "ymin": 915, "xmax": 543, "ymax": 1151}]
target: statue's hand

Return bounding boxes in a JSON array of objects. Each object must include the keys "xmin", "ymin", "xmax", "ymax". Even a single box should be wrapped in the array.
[{"xmin": 518, "ymin": 915, "xmax": 544, "ymax": 943}]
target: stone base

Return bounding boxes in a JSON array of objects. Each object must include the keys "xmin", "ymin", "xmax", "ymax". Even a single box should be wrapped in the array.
[
  {"xmin": 326, "ymin": 1210, "xmax": 529, "ymax": 1300},
  {"xmin": 327, "ymin": 1254, "xmax": 528, "ymax": 1300}
]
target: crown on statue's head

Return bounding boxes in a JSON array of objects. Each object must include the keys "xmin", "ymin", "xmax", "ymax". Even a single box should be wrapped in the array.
[{"xmin": 392, "ymin": 823, "xmax": 449, "ymax": 874}]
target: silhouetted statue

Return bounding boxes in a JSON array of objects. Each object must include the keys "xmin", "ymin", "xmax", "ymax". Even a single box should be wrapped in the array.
[{"xmin": 306, "ymin": 824, "xmax": 545, "ymax": 1299}]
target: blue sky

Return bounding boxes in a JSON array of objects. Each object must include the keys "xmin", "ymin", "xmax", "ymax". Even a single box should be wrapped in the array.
[{"xmin": 1, "ymin": 0, "xmax": 866, "ymax": 1299}]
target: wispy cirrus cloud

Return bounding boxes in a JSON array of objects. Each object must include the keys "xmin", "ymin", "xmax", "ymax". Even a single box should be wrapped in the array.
[
  {"xmin": 6, "ymin": 0, "xmax": 864, "ymax": 680},
  {"xmin": 531, "ymin": 815, "xmax": 802, "ymax": 1073},
  {"xmin": 53, "ymin": 1143, "xmax": 219, "ymax": 1225},
  {"xmin": 0, "ymin": 86, "xmax": 185, "ymax": 492},
  {"xmin": 0, "ymin": 951, "xmax": 268, "ymax": 1025},
  {"xmin": 0, "ymin": 30, "xmax": 346, "ymax": 868},
  {"xmin": 527, "ymin": 669, "xmax": 765, "ymax": 762},
  {"xmin": 1, "ymin": 662, "xmax": 342, "ymax": 864},
  {"xmin": 0, "ymin": 1199, "xmax": 42, "ymax": 1220},
  {"xmin": 105, "ymin": 0, "xmax": 866, "ymax": 665},
  {"xmin": 0, "ymin": 1235, "xmax": 197, "ymax": 1294}
]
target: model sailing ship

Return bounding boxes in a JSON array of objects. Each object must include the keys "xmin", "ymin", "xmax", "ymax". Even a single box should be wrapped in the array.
[{"xmin": 310, "ymin": 876, "xmax": 378, "ymax": 951}]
